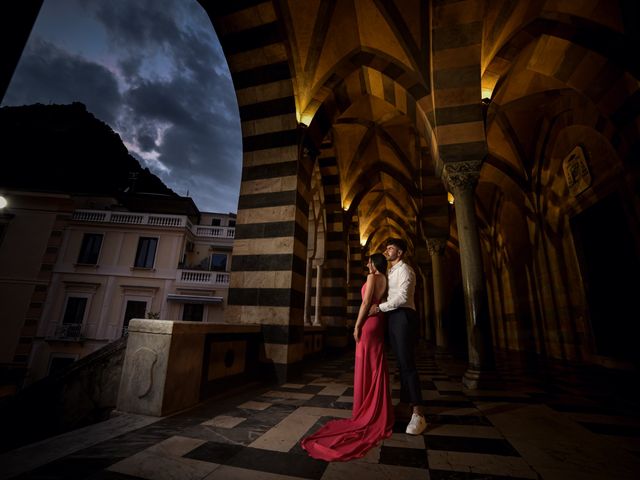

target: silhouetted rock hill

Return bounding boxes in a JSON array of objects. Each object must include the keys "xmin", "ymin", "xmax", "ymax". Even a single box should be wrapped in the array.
[{"xmin": 0, "ymin": 102, "xmax": 174, "ymax": 196}]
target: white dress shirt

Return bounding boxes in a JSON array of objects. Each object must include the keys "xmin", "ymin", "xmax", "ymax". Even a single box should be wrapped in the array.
[{"xmin": 379, "ymin": 260, "xmax": 416, "ymax": 312}]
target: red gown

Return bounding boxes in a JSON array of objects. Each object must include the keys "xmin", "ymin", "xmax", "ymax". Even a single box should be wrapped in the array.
[{"xmin": 301, "ymin": 286, "xmax": 394, "ymax": 461}]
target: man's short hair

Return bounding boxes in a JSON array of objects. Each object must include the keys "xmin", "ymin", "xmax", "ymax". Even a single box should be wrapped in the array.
[{"xmin": 386, "ymin": 237, "xmax": 407, "ymax": 254}]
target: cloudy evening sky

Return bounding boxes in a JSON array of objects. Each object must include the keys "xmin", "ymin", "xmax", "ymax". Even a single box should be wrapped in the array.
[{"xmin": 2, "ymin": 0, "xmax": 242, "ymax": 214}]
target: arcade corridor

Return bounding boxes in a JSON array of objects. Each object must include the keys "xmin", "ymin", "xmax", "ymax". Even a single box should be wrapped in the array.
[
  {"xmin": 2, "ymin": 345, "xmax": 639, "ymax": 480},
  {"xmin": 1, "ymin": 1, "xmax": 640, "ymax": 478}
]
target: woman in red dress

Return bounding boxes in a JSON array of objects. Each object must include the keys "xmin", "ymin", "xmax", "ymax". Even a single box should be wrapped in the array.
[{"xmin": 301, "ymin": 253, "xmax": 394, "ymax": 461}]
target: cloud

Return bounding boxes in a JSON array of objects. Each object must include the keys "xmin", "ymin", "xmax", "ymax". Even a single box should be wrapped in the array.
[
  {"xmin": 2, "ymin": 38, "xmax": 122, "ymax": 125},
  {"xmin": 89, "ymin": 0, "xmax": 242, "ymax": 213},
  {"xmin": 5, "ymin": 0, "xmax": 242, "ymax": 213}
]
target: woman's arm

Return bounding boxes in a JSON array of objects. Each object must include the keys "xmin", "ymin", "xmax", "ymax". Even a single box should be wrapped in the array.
[{"xmin": 354, "ymin": 274, "xmax": 376, "ymax": 342}]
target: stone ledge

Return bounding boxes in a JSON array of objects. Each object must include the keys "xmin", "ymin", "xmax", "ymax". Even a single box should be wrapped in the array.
[{"xmin": 127, "ymin": 319, "xmax": 262, "ymax": 335}]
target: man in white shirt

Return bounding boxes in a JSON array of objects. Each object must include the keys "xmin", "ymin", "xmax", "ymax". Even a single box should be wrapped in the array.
[{"xmin": 370, "ymin": 238, "xmax": 426, "ymax": 435}]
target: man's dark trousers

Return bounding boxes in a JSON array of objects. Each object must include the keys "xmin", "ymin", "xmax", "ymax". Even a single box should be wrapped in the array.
[{"xmin": 388, "ymin": 307, "xmax": 423, "ymax": 405}]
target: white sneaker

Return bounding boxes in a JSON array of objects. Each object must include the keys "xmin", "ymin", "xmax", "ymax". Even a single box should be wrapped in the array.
[{"xmin": 405, "ymin": 413, "xmax": 427, "ymax": 435}]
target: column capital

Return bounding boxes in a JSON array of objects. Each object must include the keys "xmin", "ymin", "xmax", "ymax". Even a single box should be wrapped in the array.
[
  {"xmin": 426, "ymin": 237, "xmax": 447, "ymax": 256},
  {"xmin": 442, "ymin": 160, "xmax": 482, "ymax": 192}
]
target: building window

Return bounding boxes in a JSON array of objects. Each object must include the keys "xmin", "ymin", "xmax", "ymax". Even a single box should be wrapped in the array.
[
  {"xmin": 57, "ymin": 296, "xmax": 87, "ymax": 338},
  {"xmin": 210, "ymin": 253, "xmax": 227, "ymax": 272},
  {"xmin": 228, "ymin": 220, "xmax": 236, "ymax": 227},
  {"xmin": 211, "ymin": 218, "xmax": 221, "ymax": 226},
  {"xmin": 134, "ymin": 237, "xmax": 158, "ymax": 268},
  {"xmin": 182, "ymin": 303, "xmax": 203, "ymax": 322},
  {"xmin": 122, "ymin": 300, "xmax": 147, "ymax": 336},
  {"xmin": 77, "ymin": 233, "xmax": 103, "ymax": 264},
  {"xmin": 63, "ymin": 297, "xmax": 87, "ymax": 324}
]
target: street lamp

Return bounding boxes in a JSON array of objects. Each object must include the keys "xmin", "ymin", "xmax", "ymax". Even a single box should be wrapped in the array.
[{"xmin": 0, "ymin": 195, "xmax": 7, "ymax": 209}]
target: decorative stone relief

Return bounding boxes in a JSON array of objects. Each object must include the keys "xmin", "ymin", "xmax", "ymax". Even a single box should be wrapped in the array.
[
  {"xmin": 426, "ymin": 237, "xmax": 447, "ymax": 256},
  {"xmin": 442, "ymin": 160, "xmax": 482, "ymax": 192},
  {"xmin": 132, "ymin": 347, "xmax": 157, "ymax": 398},
  {"xmin": 563, "ymin": 145, "xmax": 591, "ymax": 196}
]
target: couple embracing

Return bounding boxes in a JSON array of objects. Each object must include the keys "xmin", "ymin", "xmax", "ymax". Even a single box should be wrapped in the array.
[{"xmin": 301, "ymin": 238, "xmax": 427, "ymax": 462}]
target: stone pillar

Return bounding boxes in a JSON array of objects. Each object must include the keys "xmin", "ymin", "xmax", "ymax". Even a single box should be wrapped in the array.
[
  {"xmin": 304, "ymin": 257, "xmax": 313, "ymax": 325},
  {"xmin": 427, "ymin": 237, "xmax": 448, "ymax": 353},
  {"xmin": 313, "ymin": 262, "xmax": 323, "ymax": 326},
  {"xmin": 443, "ymin": 161, "xmax": 495, "ymax": 388},
  {"xmin": 419, "ymin": 270, "xmax": 432, "ymax": 341}
]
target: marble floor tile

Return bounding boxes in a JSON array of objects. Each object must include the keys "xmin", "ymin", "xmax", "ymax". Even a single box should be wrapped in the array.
[
  {"xmin": 309, "ymin": 377, "xmax": 343, "ymax": 385},
  {"xmin": 7, "ymin": 343, "xmax": 640, "ymax": 480},
  {"xmin": 184, "ymin": 441, "xmax": 245, "ymax": 464},
  {"xmin": 424, "ymin": 435, "xmax": 519, "ymax": 456},
  {"xmin": 463, "ymin": 390, "xmax": 531, "ymax": 398},
  {"xmin": 565, "ymin": 412, "xmax": 640, "ymax": 426},
  {"xmin": 352, "ymin": 444, "xmax": 381, "ymax": 463},
  {"xmin": 379, "ymin": 445, "xmax": 428, "ymax": 469},
  {"xmin": 263, "ymin": 390, "xmax": 315, "ymax": 401},
  {"xmin": 426, "ymin": 424, "xmax": 503, "ymax": 439},
  {"xmin": 319, "ymin": 384, "xmax": 349, "ymax": 396},
  {"xmin": 424, "ymin": 406, "xmax": 480, "ymax": 416},
  {"xmin": 382, "ymin": 432, "xmax": 425, "ymax": 449},
  {"xmin": 434, "ymin": 381, "xmax": 463, "ymax": 391},
  {"xmin": 578, "ymin": 421, "xmax": 640, "ymax": 437},
  {"xmin": 226, "ymin": 446, "xmax": 328, "ymax": 479},
  {"xmin": 598, "ymin": 434, "xmax": 640, "ymax": 452},
  {"xmin": 145, "ymin": 435, "xmax": 207, "ymax": 457},
  {"xmin": 427, "ymin": 450, "xmax": 538, "ymax": 479},
  {"xmin": 203, "ymin": 464, "xmax": 307, "ymax": 480},
  {"xmin": 321, "ymin": 461, "xmax": 427, "ymax": 480},
  {"xmin": 249, "ymin": 407, "xmax": 350, "ymax": 452},
  {"xmin": 238, "ymin": 401, "xmax": 272, "ymax": 411},
  {"xmin": 425, "ymin": 399, "xmax": 476, "ymax": 408},
  {"xmin": 487, "ymin": 403, "xmax": 640, "ymax": 479},
  {"xmin": 0, "ymin": 413, "xmax": 160, "ymax": 480},
  {"xmin": 86, "ymin": 470, "xmax": 147, "ymax": 479},
  {"xmin": 426, "ymin": 414, "xmax": 493, "ymax": 427},
  {"xmin": 201, "ymin": 416, "xmax": 247, "ymax": 429},
  {"xmin": 107, "ymin": 436, "xmax": 219, "ymax": 480}
]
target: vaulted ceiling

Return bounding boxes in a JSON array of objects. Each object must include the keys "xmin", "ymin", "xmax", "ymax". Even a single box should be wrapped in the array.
[{"xmin": 201, "ymin": 0, "xmax": 639, "ymax": 260}]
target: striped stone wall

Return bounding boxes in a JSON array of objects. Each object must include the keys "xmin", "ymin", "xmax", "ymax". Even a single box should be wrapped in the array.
[
  {"xmin": 431, "ymin": 0, "xmax": 487, "ymax": 166},
  {"xmin": 346, "ymin": 218, "xmax": 364, "ymax": 327},
  {"xmin": 315, "ymin": 142, "xmax": 348, "ymax": 347},
  {"xmin": 207, "ymin": 1, "xmax": 311, "ymax": 380}
]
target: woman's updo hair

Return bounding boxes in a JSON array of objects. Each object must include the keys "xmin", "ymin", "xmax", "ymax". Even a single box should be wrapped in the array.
[{"xmin": 370, "ymin": 253, "xmax": 388, "ymax": 275}]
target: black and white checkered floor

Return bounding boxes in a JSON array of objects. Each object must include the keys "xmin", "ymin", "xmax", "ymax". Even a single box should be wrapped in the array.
[{"xmin": 2, "ymin": 345, "xmax": 640, "ymax": 479}]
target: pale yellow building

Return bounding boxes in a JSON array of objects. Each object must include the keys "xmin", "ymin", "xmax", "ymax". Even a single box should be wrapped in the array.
[{"xmin": 0, "ymin": 189, "xmax": 235, "ymax": 384}]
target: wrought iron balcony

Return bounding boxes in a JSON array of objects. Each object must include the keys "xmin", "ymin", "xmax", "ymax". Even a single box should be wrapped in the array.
[{"xmin": 51, "ymin": 323, "xmax": 84, "ymax": 340}]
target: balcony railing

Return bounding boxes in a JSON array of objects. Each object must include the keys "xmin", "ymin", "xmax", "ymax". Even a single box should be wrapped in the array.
[
  {"xmin": 52, "ymin": 323, "xmax": 84, "ymax": 340},
  {"xmin": 177, "ymin": 269, "xmax": 230, "ymax": 286},
  {"xmin": 73, "ymin": 209, "xmax": 235, "ymax": 239}
]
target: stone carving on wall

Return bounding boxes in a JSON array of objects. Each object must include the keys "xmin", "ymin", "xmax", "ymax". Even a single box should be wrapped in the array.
[
  {"xmin": 563, "ymin": 145, "xmax": 591, "ymax": 196},
  {"xmin": 132, "ymin": 347, "xmax": 157, "ymax": 398},
  {"xmin": 442, "ymin": 160, "xmax": 482, "ymax": 191},
  {"xmin": 426, "ymin": 237, "xmax": 447, "ymax": 256}
]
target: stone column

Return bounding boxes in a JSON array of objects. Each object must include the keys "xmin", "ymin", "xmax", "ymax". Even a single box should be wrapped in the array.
[
  {"xmin": 427, "ymin": 237, "xmax": 448, "ymax": 353},
  {"xmin": 443, "ymin": 161, "xmax": 495, "ymax": 388},
  {"xmin": 304, "ymin": 257, "xmax": 313, "ymax": 325},
  {"xmin": 419, "ymin": 270, "xmax": 432, "ymax": 341},
  {"xmin": 313, "ymin": 262, "xmax": 323, "ymax": 326}
]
